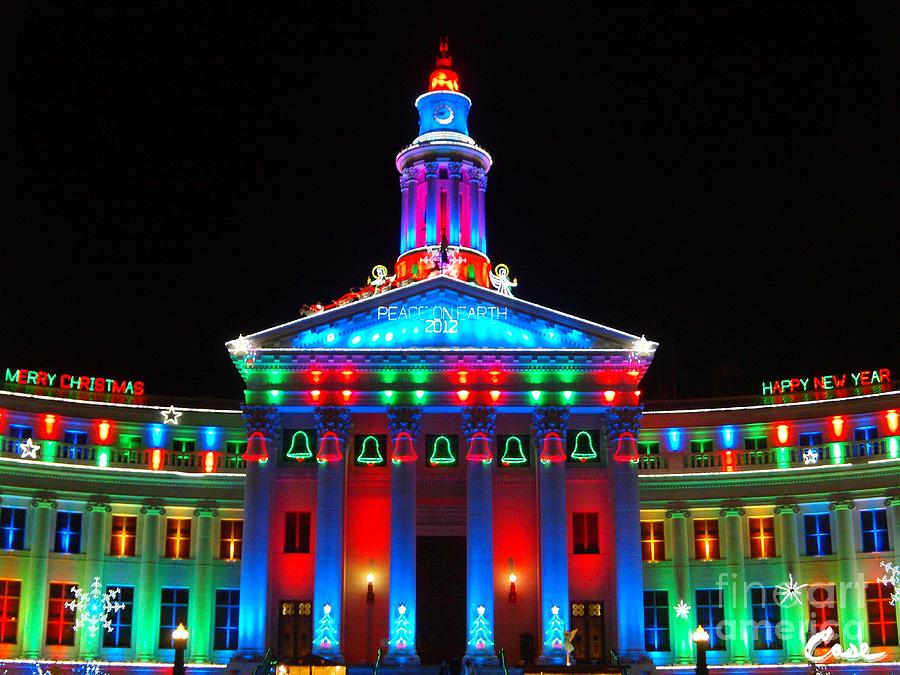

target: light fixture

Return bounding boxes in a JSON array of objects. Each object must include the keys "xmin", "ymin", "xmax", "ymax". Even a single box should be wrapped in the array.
[{"xmin": 508, "ymin": 573, "xmax": 517, "ymax": 603}]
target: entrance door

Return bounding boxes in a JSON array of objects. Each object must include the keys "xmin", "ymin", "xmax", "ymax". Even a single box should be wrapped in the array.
[
  {"xmin": 416, "ymin": 536, "xmax": 466, "ymax": 664},
  {"xmin": 278, "ymin": 599, "xmax": 312, "ymax": 661},
  {"xmin": 570, "ymin": 601, "xmax": 605, "ymax": 663}
]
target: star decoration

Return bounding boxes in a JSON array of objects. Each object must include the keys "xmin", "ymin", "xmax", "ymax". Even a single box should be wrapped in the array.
[
  {"xmin": 878, "ymin": 560, "xmax": 899, "ymax": 606},
  {"xmin": 632, "ymin": 335, "xmax": 655, "ymax": 356},
  {"xmin": 19, "ymin": 438, "xmax": 40, "ymax": 459},
  {"xmin": 775, "ymin": 573, "xmax": 809, "ymax": 607},
  {"xmin": 674, "ymin": 599, "xmax": 691, "ymax": 619},
  {"xmin": 229, "ymin": 334, "xmax": 253, "ymax": 356},
  {"xmin": 65, "ymin": 577, "xmax": 125, "ymax": 638},
  {"xmin": 161, "ymin": 406, "xmax": 182, "ymax": 425},
  {"xmin": 803, "ymin": 448, "xmax": 820, "ymax": 465}
]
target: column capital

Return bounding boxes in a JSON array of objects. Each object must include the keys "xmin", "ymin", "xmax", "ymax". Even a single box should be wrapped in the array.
[
  {"xmin": 140, "ymin": 502, "xmax": 166, "ymax": 516},
  {"xmin": 313, "ymin": 406, "xmax": 353, "ymax": 445},
  {"xmin": 885, "ymin": 495, "xmax": 900, "ymax": 508},
  {"xmin": 424, "ymin": 161, "xmax": 440, "ymax": 176},
  {"xmin": 468, "ymin": 167, "xmax": 484, "ymax": 183},
  {"xmin": 447, "ymin": 161, "xmax": 463, "ymax": 178},
  {"xmin": 387, "ymin": 406, "xmax": 422, "ymax": 439},
  {"xmin": 605, "ymin": 406, "xmax": 644, "ymax": 442},
  {"xmin": 403, "ymin": 166, "xmax": 419, "ymax": 183},
  {"xmin": 86, "ymin": 500, "xmax": 112, "ymax": 513},
  {"xmin": 241, "ymin": 405, "xmax": 282, "ymax": 441},
  {"xmin": 399, "ymin": 174, "xmax": 409, "ymax": 190},
  {"xmin": 194, "ymin": 506, "xmax": 219, "ymax": 518},
  {"xmin": 460, "ymin": 406, "xmax": 497, "ymax": 442},
  {"xmin": 31, "ymin": 496, "xmax": 57, "ymax": 510},
  {"xmin": 530, "ymin": 406, "xmax": 569, "ymax": 441},
  {"xmin": 774, "ymin": 502, "xmax": 801, "ymax": 516},
  {"xmin": 665, "ymin": 507, "xmax": 691, "ymax": 519},
  {"xmin": 719, "ymin": 501, "xmax": 745, "ymax": 517},
  {"xmin": 829, "ymin": 498, "xmax": 855, "ymax": 512}
]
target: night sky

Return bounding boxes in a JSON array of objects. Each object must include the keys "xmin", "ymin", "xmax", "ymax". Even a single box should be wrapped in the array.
[{"xmin": 8, "ymin": 4, "xmax": 898, "ymax": 401}]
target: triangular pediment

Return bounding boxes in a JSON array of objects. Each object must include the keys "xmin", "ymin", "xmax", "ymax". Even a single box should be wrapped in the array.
[{"xmin": 239, "ymin": 276, "xmax": 651, "ymax": 352}]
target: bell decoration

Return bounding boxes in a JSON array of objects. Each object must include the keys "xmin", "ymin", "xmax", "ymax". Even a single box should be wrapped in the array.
[
  {"xmin": 429, "ymin": 435, "xmax": 456, "ymax": 465},
  {"xmin": 316, "ymin": 431, "xmax": 343, "ymax": 463},
  {"xmin": 500, "ymin": 436, "xmax": 528, "ymax": 465},
  {"xmin": 570, "ymin": 430, "xmax": 598, "ymax": 462},
  {"xmin": 357, "ymin": 435, "xmax": 384, "ymax": 465},
  {"xmin": 539, "ymin": 432, "xmax": 566, "ymax": 464},
  {"xmin": 613, "ymin": 431, "xmax": 640, "ymax": 462},
  {"xmin": 286, "ymin": 430, "xmax": 314, "ymax": 461},
  {"xmin": 391, "ymin": 431, "xmax": 417, "ymax": 463},
  {"xmin": 244, "ymin": 432, "xmax": 269, "ymax": 463},
  {"xmin": 466, "ymin": 432, "xmax": 493, "ymax": 463}
]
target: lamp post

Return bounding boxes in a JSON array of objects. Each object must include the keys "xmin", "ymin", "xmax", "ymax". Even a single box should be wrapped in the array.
[
  {"xmin": 692, "ymin": 624, "xmax": 709, "ymax": 675},
  {"xmin": 366, "ymin": 572, "xmax": 375, "ymax": 664},
  {"xmin": 172, "ymin": 623, "xmax": 189, "ymax": 675}
]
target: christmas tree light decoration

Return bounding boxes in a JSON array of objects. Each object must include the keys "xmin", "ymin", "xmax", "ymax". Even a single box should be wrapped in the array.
[
  {"xmin": 357, "ymin": 435, "xmax": 385, "ymax": 465},
  {"xmin": 613, "ymin": 432, "xmax": 640, "ymax": 462},
  {"xmin": 244, "ymin": 432, "xmax": 269, "ymax": 463},
  {"xmin": 286, "ymin": 431, "xmax": 314, "ymax": 461},
  {"xmin": 468, "ymin": 604, "xmax": 494, "ymax": 651},
  {"xmin": 886, "ymin": 410, "xmax": 899, "ymax": 433},
  {"xmin": 539, "ymin": 432, "xmax": 566, "ymax": 464},
  {"xmin": 570, "ymin": 431, "xmax": 597, "ymax": 462},
  {"xmin": 391, "ymin": 432, "xmax": 417, "ymax": 464},
  {"xmin": 545, "ymin": 604, "xmax": 565, "ymax": 650},
  {"xmin": 877, "ymin": 560, "xmax": 899, "ymax": 606},
  {"xmin": 392, "ymin": 603, "xmax": 412, "ymax": 650},
  {"xmin": 314, "ymin": 603, "xmax": 339, "ymax": 650},
  {"xmin": 488, "ymin": 263, "xmax": 517, "ymax": 297},
  {"xmin": 466, "ymin": 432, "xmax": 493, "ymax": 463},
  {"xmin": 429, "ymin": 435, "xmax": 456, "ymax": 465},
  {"xmin": 674, "ymin": 599, "xmax": 691, "ymax": 619},
  {"xmin": 501, "ymin": 436, "xmax": 528, "ymax": 465},
  {"xmin": 803, "ymin": 448, "xmax": 820, "ymax": 465},
  {"xmin": 775, "ymin": 573, "xmax": 808, "ymax": 607},
  {"xmin": 317, "ymin": 432, "xmax": 343, "ymax": 464},
  {"xmin": 65, "ymin": 577, "xmax": 125, "ymax": 638},
  {"xmin": 19, "ymin": 438, "xmax": 40, "ymax": 459},
  {"xmin": 228, "ymin": 334, "xmax": 253, "ymax": 356},
  {"xmin": 161, "ymin": 406, "xmax": 182, "ymax": 425}
]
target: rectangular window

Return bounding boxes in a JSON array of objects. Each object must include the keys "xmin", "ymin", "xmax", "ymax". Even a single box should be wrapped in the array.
[
  {"xmin": 284, "ymin": 512, "xmax": 311, "ymax": 553},
  {"xmin": 62, "ymin": 430, "xmax": 91, "ymax": 460},
  {"xmin": 109, "ymin": 515, "xmax": 137, "ymax": 557},
  {"xmin": 643, "ymin": 590, "xmax": 670, "ymax": 651},
  {"xmin": 751, "ymin": 587, "xmax": 783, "ymax": 649},
  {"xmin": 808, "ymin": 584, "xmax": 839, "ymax": 639},
  {"xmin": 860, "ymin": 509, "xmax": 890, "ymax": 552},
  {"xmin": 572, "ymin": 513, "xmax": 599, "ymax": 554},
  {"xmin": 7, "ymin": 425, "xmax": 33, "ymax": 455},
  {"xmin": 119, "ymin": 434, "xmax": 142, "ymax": 449},
  {"xmin": 225, "ymin": 441, "xmax": 246, "ymax": 468},
  {"xmin": 214, "ymin": 589, "xmax": 240, "ymax": 650},
  {"xmin": 46, "ymin": 582, "xmax": 76, "ymax": 645},
  {"xmin": 641, "ymin": 521, "xmax": 665, "ymax": 562},
  {"xmin": 164, "ymin": 518, "xmax": 191, "ymax": 559},
  {"xmin": 695, "ymin": 589, "xmax": 725, "ymax": 650},
  {"xmin": 0, "ymin": 508, "xmax": 26, "ymax": 551},
  {"xmin": 54, "ymin": 511, "xmax": 82, "ymax": 554},
  {"xmin": 866, "ymin": 582, "xmax": 898, "ymax": 646},
  {"xmin": 799, "ymin": 432, "xmax": 823, "ymax": 447},
  {"xmin": 749, "ymin": 516, "xmax": 776, "ymax": 558},
  {"xmin": 690, "ymin": 440, "xmax": 713, "ymax": 453},
  {"xmin": 744, "ymin": 437, "xmax": 769, "ymax": 450},
  {"xmin": 638, "ymin": 441, "xmax": 660, "ymax": 455},
  {"xmin": 804, "ymin": 514, "xmax": 833, "ymax": 556},
  {"xmin": 694, "ymin": 519, "xmax": 720, "ymax": 560},
  {"xmin": 219, "ymin": 520, "xmax": 243, "ymax": 560},
  {"xmin": 855, "ymin": 426, "xmax": 879, "ymax": 456},
  {"xmin": 0, "ymin": 579, "xmax": 20, "ymax": 644},
  {"xmin": 103, "ymin": 586, "xmax": 134, "ymax": 648},
  {"xmin": 159, "ymin": 588, "xmax": 189, "ymax": 648},
  {"xmin": 172, "ymin": 439, "xmax": 195, "ymax": 454}
]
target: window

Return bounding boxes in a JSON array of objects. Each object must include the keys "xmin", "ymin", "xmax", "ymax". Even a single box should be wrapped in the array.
[
  {"xmin": 641, "ymin": 521, "xmax": 665, "ymax": 562},
  {"xmin": 0, "ymin": 580, "xmax": 20, "ymax": 643},
  {"xmin": 808, "ymin": 584, "xmax": 839, "ymax": 638},
  {"xmin": 54, "ymin": 511, "xmax": 82, "ymax": 554},
  {"xmin": 285, "ymin": 512, "xmax": 311, "ymax": 553},
  {"xmin": 866, "ymin": 582, "xmax": 898, "ymax": 646},
  {"xmin": 799, "ymin": 432, "xmax": 823, "ymax": 447},
  {"xmin": 572, "ymin": 513, "xmax": 599, "ymax": 554},
  {"xmin": 643, "ymin": 590, "xmax": 670, "ymax": 651},
  {"xmin": 804, "ymin": 514, "xmax": 833, "ymax": 556},
  {"xmin": 164, "ymin": 518, "xmax": 191, "ymax": 559},
  {"xmin": 691, "ymin": 440, "xmax": 714, "ymax": 453},
  {"xmin": 119, "ymin": 434, "xmax": 142, "ymax": 449},
  {"xmin": 46, "ymin": 582, "xmax": 76, "ymax": 645},
  {"xmin": 159, "ymin": 588, "xmax": 189, "ymax": 648},
  {"xmin": 751, "ymin": 587, "xmax": 782, "ymax": 649},
  {"xmin": 103, "ymin": 586, "xmax": 134, "ymax": 648},
  {"xmin": 62, "ymin": 430, "xmax": 89, "ymax": 460},
  {"xmin": 220, "ymin": 520, "xmax": 243, "ymax": 560},
  {"xmin": 225, "ymin": 441, "xmax": 246, "ymax": 468},
  {"xmin": 0, "ymin": 507, "xmax": 26, "ymax": 551},
  {"xmin": 860, "ymin": 509, "xmax": 890, "ymax": 552},
  {"xmin": 690, "ymin": 440, "xmax": 713, "ymax": 467},
  {"xmin": 749, "ymin": 517, "xmax": 776, "ymax": 558},
  {"xmin": 694, "ymin": 519, "xmax": 720, "ymax": 560},
  {"xmin": 854, "ymin": 427, "xmax": 879, "ymax": 456},
  {"xmin": 744, "ymin": 437, "xmax": 768, "ymax": 450},
  {"xmin": 172, "ymin": 439, "xmax": 195, "ymax": 454},
  {"xmin": 695, "ymin": 589, "xmax": 725, "ymax": 650},
  {"xmin": 7, "ymin": 425, "xmax": 33, "ymax": 454},
  {"xmin": 214, "ymin": 589, "xmax": 240, "ymax": 650},
  {"xmin": 109, "ymin": 515, "xmax": 137, "ymax": 557},
  {"xmin": 638, "ymin": 441, "xmax": 660, "ymax": 456}
]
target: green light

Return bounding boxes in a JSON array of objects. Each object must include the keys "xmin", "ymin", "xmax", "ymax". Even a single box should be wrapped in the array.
[
  {"xmin": 776, "ymin": 447, "xmax": 790, "ymax": 469},
  {"xmin": 415, "ymin": 390, "xmax": 426, "ymax": 401},
  {"xmin": 383, "ymin": 390, "xmax": 394, "ymax": 400},
  {"xmin": 887, "ymin": 437, "xmax": 898, "ymax": 459},
  {"xmin": 97, "ymin": 448, "xmax": 110, "ymax": 468},
  {"xmin": 269, "ymin": 389, "xmax": 281, "ymax": 401},
  {"xmin": 562, "ymin": 391, "xmax": 573, "ymax": 402},
  {"xmin": 831, "ymin": 442, "xmax": 844, "ymax": 464},
  {"xmin": 429, "ymin": 436, "xmax": 456, "ymax": 465},
  {"xmin": 411, "ymin": 370, "xmax": 429, "ymax": 384},
  {"xmin": 530, "ymin": 390, "xmax": 542, "ymax": 402},
  {"xmin": 500, "ymin": 436, "xmax": 528, "ymax": 465}
]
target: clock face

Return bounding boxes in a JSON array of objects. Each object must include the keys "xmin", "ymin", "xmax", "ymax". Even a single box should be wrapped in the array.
[{"xmin": 433, "ymin": 103, "xmax": 455, "ymax": 125}]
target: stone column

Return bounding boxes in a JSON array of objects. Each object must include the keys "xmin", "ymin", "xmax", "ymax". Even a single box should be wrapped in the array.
[
  {"xmin": 385, "ymin": 407, "xmax": 421, "ymax": 665},
  {"xmin": 720, "ymin": 502, "xmax": 750, "ymax": 664},
  {"xmin": 532, "ymin": 407, "xmax": 569, "ymax": 665},
  {"xmin": 399, "ymin": 172, "xmax": 410, "ymax": 251},
  {"xmin": 425, "ymin": 161, "xmax": 439, "ymax": 246},
  {"xmin": 79, "ymin": 500, "xmax": 112, "ymax": 660},
  {"xmin": 666, "ymin": 507, "xmax": 694, "ymax": 663},
  {"xmin": 774, "ymin": 503, "xmax": 805, "ymax": 662},
  {"xmin": 312, "ymin": 407, "xmax": 351, "ymax": 662},
  {"xmin": 21, "ymin": 496, "xmax": 57, "ymax": 659},
  {"xmin": 135, "ymin": 503, "xmax": 165, "ymax": 662},
  {"xmin": 468, "ymin": 168, "xmax": 483, "ymax": 251},
  {"xmin": 477, "ymin": 171, "xmax": 487, "ymax": 253},
  {"xmin": 830, "ymin": 499, "xmax": 866, "ymax": 644},
  {"xmin": 189, "ymin": 506, "xmax": 218, "ymax": 663},
  {"xmin": 448, "ymin": 162, "xmax": 462, "ymax": 246}
]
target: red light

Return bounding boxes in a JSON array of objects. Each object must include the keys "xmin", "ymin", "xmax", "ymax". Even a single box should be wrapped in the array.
[
  {"xmin": 831, "ymin": 417, "xmax": 845, "ymax": 438},
  {"xmin": 724, "ymin": 450, "xmax": 735, "ymax": 472},
  {"xmin": 489, "ymin": 390, "xmax": 501, "ymax": 402},
  {"xmin": 204, "ymin": 451, "xmax": 215, "ymax": 473},
  {"xmin": 317, "ymin": 431, "xmax": 343, "ymax": 463},
  {"xmin": 43, "ymin": 414, "xmax": 56, "ymax": 436},
  {"xmin": 539, "ymin": 433, "xmax": 566, "ymax": 463},
  {"xmin": 98, "ymin": 420, "xmax": 111, "ymax": 442},
  {"xmin": 310, "ymin": 370, "xmax": 323, "ymax": 384},
  {"xmin": 489, "ymin": 371, "xmax": 501, "ymax": 384},
  {"xmin": 244, "ymin": 432, "xmax": 268, "ymax": 462},
  {"xmin": 886, "ymin": 410, "xmax": 899, "ymax": 433},
  {"xmin": 457, "ymin": 371, "xmax": 468, "ymax": 384},
  {"xmin": 613, "ymin": 432, "xmax": 640, "ymax": 462},
  {"xmin": 341, "ymin": 370, "xmax": 354, "ymax": 381},
  {"xmin": 465, "ymin": 432, "xmax": 493, "ymax": 463},
  {"xmin": 776, "ymin": 424, "xmax": 790, "ymax": 445},
  {"xmin": 429, "ymin": 69, "xmax": 460, "ymax": 92},
  {"xmin": 391, "ymin": 432, "xmax": 417, "ymax": 463},
  {"xmin": 341, "ymin": 390, "xmax": 352, "ymax": 402},
  {"xmin": 150, "ymin": 448, "xmax": 163, "ymax": 471},
  {"xmin": 603, "ymin": 390, "xmax": 616, "ymax": 403},
  {"xmin": 634, "ymin": 390, "xmax": 642, "ymax": 400},
  {"xmin": 457, "ymin": 390, "xmax": 470, "ymax": 402},
  {"xmin": 310, "ymin": 390, "xmax": 321, "ymax": 402},
  {"xmin": 626, "ymin": 369, "xmax": 640, "ymax": 378}
]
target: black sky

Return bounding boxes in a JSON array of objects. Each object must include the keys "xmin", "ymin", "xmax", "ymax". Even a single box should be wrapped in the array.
[{"xmin": 8, "ymin": 3, "xmax": 899, "ymax": 401}]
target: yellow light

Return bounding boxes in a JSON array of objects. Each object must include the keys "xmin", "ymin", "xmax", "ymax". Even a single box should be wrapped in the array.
[
  {"xmin": 172, "ymin": 623, "xmax": 189, "ymax": 641},
  {"xmin": 509, "ymin": 573, "xmax": 517, "ymax": 584},
  {"xmin": 692, "ymin": 624, "xmax": 709, "ymax": 643},
  {"xmin": 366, "ymin": 572, "xmax": 375, "ymax": 584}
]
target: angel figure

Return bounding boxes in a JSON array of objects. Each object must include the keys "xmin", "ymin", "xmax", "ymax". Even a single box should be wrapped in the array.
[{"xmin": 489, "ymin": 264, "xmax": 517, "ymax": 297}]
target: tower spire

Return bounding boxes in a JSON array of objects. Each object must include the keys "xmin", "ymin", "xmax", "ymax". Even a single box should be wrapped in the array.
[{"xmin": 429, "ymin": 37, "xmax": 459, "ymax": 92}]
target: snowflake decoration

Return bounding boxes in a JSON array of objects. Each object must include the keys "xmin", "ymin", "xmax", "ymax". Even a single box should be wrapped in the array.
[
  {"xmin": 674, "ymin": 599, "xmax": 691, "ymax": 619},
  {"xmin": 803, "ymin": 448, "xmax": 819, "ymax": 465},
  {"xmin": 19, "ymin": 438, "xmax": 40, "ymax": 459},
  {"xmin": 228, "ymin": 334, "xmax": 253, "ymax": 356},
  {"xmin": 632, "ymin": 335, "xmax": 655, "ymax": 355},
  {"xmin": 775, "ymin": 573, "xmax": 809, "ymax": 607},
  {"xmin": 160, "ymin": 405, "xmax": 182, "ymax": 425},
  {"xmin": 65, "ymin": 577, "xmax": 125, "ymax": 638},
  {"xmin": 878, "ymin": 560, "xmax": 899, "ymax": 606}
]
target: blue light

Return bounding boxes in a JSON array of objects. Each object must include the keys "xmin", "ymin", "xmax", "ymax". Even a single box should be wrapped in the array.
[
  {"xmin": 721, "ymin": 426, "xmax": 735, "ymax": 448},
  {"xmin": 385, "ymin": 331, "xmax": 394, "ymax": 342},
  {"xmin": 151, "ymin": 425, "xmax": 164, "ymax": 447},
  {"xmin": 667, "ymin": 429, "xmax": 682, "ymax": 451},
  {"xmin": 326, "ymin": 332, "xmax": 336, "ymax": 343},
  {"xmin": 351, "ymin": 335, "xmax": 362, "ymax": 345},
  {"xmin": 205, "ymin": 427, "xmax": 220, "ymax": 450}
]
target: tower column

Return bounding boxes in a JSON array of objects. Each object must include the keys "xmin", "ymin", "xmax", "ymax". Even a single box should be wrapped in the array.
[
  {"xmin": 79, "ymin": 500, "xmax": 111, "ymax": 660},
  {"xmin": 666, "ymin": 508, "xmax": 693, "ymax": 664},
  {"xmin": 135, "ymin": 503, "xmax": 165, "ymax": 662},
  {"xmin": 831, "ymin": 499, "xmax": 867, "ymax": 643},
  {"xmin": 774, "ymin": 503, "xmax": 806, "ymax": 662},
  {"xmin": 721, "ymin": 503, "xmax": 750, "ymax": 663},
  {"xmin": 385, "ymin": 407, "xmax": 421, "ymax": 666},
  {"xmin": 425, "ymin": 162, "xmax": 439, "ymax": 246},
  {"xmin": 189, "ymin": 506, "xmax": 218, "ymax": 663},
  {"xmin": 21, "ymin": 497, "xmax": 57, "ymax": 659},
  {"xmin": 468, "ymin": 168, "xmax": 482, "ymax": 251},
  {"xmin": 448, "ymin": 162, "xmax": 462, "ymax": 245}
]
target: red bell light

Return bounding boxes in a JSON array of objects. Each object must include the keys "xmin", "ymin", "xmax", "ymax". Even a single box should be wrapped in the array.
[
  {"xmin": 466, "ymin": 432, "xmax": 493, "ymax": 463},
  {"xmin": 204, "ymin": 451, "xmax": 216, "ymax": 473},
  {"xmin": 317, "ymin": 431, "xmax": 343, "ymax": 463},
  {"xmin": 244, "ymin": 432, "xmax": 269, "ymax": 463},
  {"xmin": 613, "ymin": 432, "xmax": 640, "ymax": 462},
  {"xmin": 539, "ymin": 432, "xmax": 566, "ymax": 464},
  {"xmin": 831, "ymin": 416, "xmax": 845, "ymax": 438},
  {"xmin": 43, "ymin": 414, "xmax": 56, "ymax": 436},
  {"xmin": 98, "ymin": 420, "xmax": 111, "ymax": 442},
  {"xmin": 885, "ymin": 410, "xmax": 899, "ymax": 434},
  {"xmin": 776, "ymin": 424, "xmax": 790, "ymax": 445},
  {"xmin": 391, "ymin": 432, "xmax": 417, "ymax": 463}
]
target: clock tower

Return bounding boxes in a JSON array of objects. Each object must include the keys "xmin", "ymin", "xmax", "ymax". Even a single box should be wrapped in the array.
[{"xmin": 395, "ymin": 38, "xmax": 493, "ymax": 287}]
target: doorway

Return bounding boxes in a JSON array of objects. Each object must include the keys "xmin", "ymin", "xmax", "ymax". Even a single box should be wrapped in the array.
[
  {"xmin": 416, "ymin": 536, "xmax": 466, "ymax": 664},
  {"xmin": 570, "ymin": 600, "xmax": 605, "ymax": 664}
]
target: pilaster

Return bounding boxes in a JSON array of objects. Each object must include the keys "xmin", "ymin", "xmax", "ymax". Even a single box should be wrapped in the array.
[
  {"xmin": 774, "ymin": 502, "xmax": 805, "ymax": 662},
  {"xmin": 79, "ymin": 500, "xmax": 112, "ymax": 660},
  {"xmin": 189, "ymin": 505, "xmax": 218, "ymax": 663},
  {"xmin": 135, "ymin": 502, "xmax": 165, "ymax": 662},
  {"xmin": 719, "ymin": 502, "xmax": 749, "ymax": 664},
  {"xmin": 21, "ymin": 496, "xmax": 57, "ymax": 659},
  {"xmin": 665, "ymin": 507, "xmax": 693, "ymax": 663}
]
